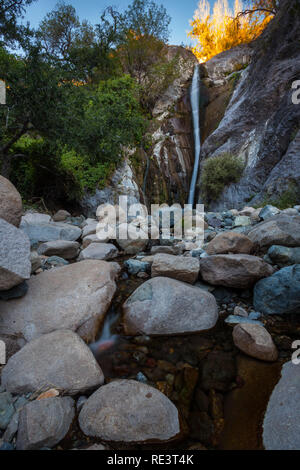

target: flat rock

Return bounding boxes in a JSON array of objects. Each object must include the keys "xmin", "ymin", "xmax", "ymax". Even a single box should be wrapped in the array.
[
  {"xmin": 200, "ymin": 254, "xmax": 274, "ymax": 289},
  {"xmin": 263, "ymin": 361, "xmax": 300, "ymax": 450},
  {"xmin": 20, "ymin": 220, "xmax": 81, "ymax": 243},
  {"xmin": 78, "ymin": 243, "xmax": 119, "ymax": 261},
  {"xmin": 0, "ymin": 260, "xmax": 119, "ymax": 344},
  {"xmin": 16, "ymin": 397, "xmax": 75, "ymax": 450},
  {"xmin": 38, "ymin": 240, "xmax": 80, "ymax": 260},
  {"xmin": 79, "ymin": 380, "xmax": 180, "ymax": 442},
  {"xmin": 0, "ymin": 176, "xmax": 22, "ymax": 227},
  {"xmin": 151, "ymin": 254, "xmax": 200, "ymax": 284},
  {"xmin": 0, "ymin": 218, "xmax": 31, "ymax": 291},
  {"xmin": 206, "ymin": 231, "xmax": 254, "ymax": 255},
  {"xmin": 247, "ymin": 214, "xmax": 300, "ymax": 252},
  {"xmin": 253, "ymin": 264, "xmax": 300, "ymax": 315},
  {"xmin": 123, "ymin": 277, "xmax": 218, "ymax": 335},
  {"xmin": 1, "ymin": 330, "xmax": 104, "ymax": 395},
  {"xmin": 233, "ymin": 324, "xmax": 278, "ymax": 361}
]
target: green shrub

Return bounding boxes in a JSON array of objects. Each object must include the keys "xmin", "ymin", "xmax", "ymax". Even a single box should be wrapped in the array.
[{"xmin": 200, "ymin": 153, "xmax": 244, "ymax": 202}]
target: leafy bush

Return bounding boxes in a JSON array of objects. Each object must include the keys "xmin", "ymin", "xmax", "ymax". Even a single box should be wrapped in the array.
[{"xmin": 200, "ymin": 153, "xmax": 244, "ymax": 202}]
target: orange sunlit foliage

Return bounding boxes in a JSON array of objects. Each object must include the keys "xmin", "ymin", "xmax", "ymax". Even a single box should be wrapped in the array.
[{"xmin": 188, "ymin": 0, "xmax": 273, "ymax": 63}]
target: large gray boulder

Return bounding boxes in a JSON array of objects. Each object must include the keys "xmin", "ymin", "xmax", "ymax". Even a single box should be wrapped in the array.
[
  {"xmin": 247, "ymin": 214, "xmax": 300, "ymax": 252},
  {"xmin": 253, "ymin": 264, "xmax": 300, "ymax": 315},
  {"xmin": 200, "ymin": 254, "xmax": 274, "ymax": 288},
  {"xmin": 0, "ymin": 218, "xmax": 31, "ymax": 291},
  {"xmin": 37, "ymin": 240, "xmax": 80, "ymax": 260},
  {"xmin": 0, "ymin": 260, "xmax": 119, "ymax": 344},
  {"xmin": 263, "ymin": 361, "xmax": 300, "ymax": 450},
  {"xmin": 0, "ymin": 176, "xmax": 22, "ymax": 227},
  {"xmin": 17, "ymin": 397, "xmax": 75, "ymax": 450},
  {"xmin": 79, "ymin": 380, "xmax": 180, "ymax": 442},
  {"xmin": 123, "ymin": 277, "xmax": 218, "ymax": 335},
  {"xmin": 20, "ymin": 219, "xmax": 81, "ymax": 243},
  {"xmin": 1, "ymin": 330, "xmax": 104, "ymax": 395},
  {"xmin": 151, "ymin": 254, "xmax": 200, "ymax": 284}
]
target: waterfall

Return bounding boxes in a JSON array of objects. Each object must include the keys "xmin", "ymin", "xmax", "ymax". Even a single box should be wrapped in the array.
[{"xmin": 188, "ymin": 64, "xmax": 201, "ymax": 206}]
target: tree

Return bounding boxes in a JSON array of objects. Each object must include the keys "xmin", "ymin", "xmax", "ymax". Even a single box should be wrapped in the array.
[
  {"xmin": 0, "ymin": 0, "xmax": 36, "ymax": 46},
  {"xmin": 189, "ymin": 0, "xmax": 273, "ymax": 62},
  {"xmin": 0, "ymin": 45, "xmax": 72, "ymax": 177},
  {"xmin": 237, "ymin": 0, "xmax": 279, "ymax": 18}
]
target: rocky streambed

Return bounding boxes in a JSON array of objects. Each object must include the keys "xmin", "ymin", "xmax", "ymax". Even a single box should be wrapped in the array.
[{"xmin": 1, "ymin": 175, "xmax": 300, "ymax": 451}]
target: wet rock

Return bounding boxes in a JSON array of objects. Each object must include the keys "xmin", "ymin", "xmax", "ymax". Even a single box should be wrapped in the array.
[
  {"xmin": 247, "ymin": 214, "xmax": 300, "ymax": 252},
  {"xmin": 52, "ymin": 210, "xmax": 71, "ymax": 222},
  {"xmin": 263, "ymin": 361, "xmax": 300, "ymax": 450},
  {"xmin": 0, "ymin": 281, "xmax": 28, "ymax": 301},
  {"xmin": 267, "ymin": 245, "xmax": 300, "ymax": 267},
  {"xmin": 0, "ymin": 218, "xmax": 31, "ymax": 291},
  {"xmin": 0, "ymin": 176, "xmax": 22, "ymax": 227},
  {"xmin": 0, "ymin": 260, "xmax": 119, "ymax": 344},
  {"xmin": 20, "ymin": 220, "xmax": 82, "ymax": 243},
  {"xmin": 1, "ymin": 330, "xmax": 104, "ymax": 395},
  {"xmin": 124, "ymin": 259, "xmax": 150, "ymax": 275},
  {"xmin": 206, "ymin": 231, "xmax": 254, "ymax": 255},
  {"xmin": 201, "ymin": 351, "xmax": 237, "ymax": 392},
  {"xmin": 200, "ymin": 254, "xmax": 274, "ymax": 288},
  {"xmin": 259, "ymin": 205, "xmax": 280, "ymax": 221},
  {"xmin": 16, "ymin": 397, "xmax": 75, "ymax": 450},
  {"xmin": 253, "ymin": 264, "xmax": 300, "ymax": 315},
  {"xmin": 123, "ymin": 277, "xmax": 218, "ymax": 336},
  {"xmin": 78, "ymin": 243, "xmax": 119, "ymax": 261},
  {"xmin": 0, "ymin": 392, "xmax": 15, "ymax": 430},
  {"xmin": 151, "ymin": 254, "xmax": 200, "ymax": 284},
  {"xmin": 79, "ymin": 380, "xmax": 180, "ymax": 442},
  {"xmin": 38, "ymin": 240, "xmax": 80, "ymax": 260},
  {"xmin": 233, "ymin": 324, "xmax": 278, "ymax": 362}
]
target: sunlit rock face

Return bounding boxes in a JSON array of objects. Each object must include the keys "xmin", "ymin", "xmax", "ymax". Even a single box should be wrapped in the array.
[{"xmin": 198, "ymin": 0, "xmax": 300, "ymax": 211}]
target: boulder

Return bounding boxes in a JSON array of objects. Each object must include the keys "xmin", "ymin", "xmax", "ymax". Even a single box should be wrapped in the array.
[
  {"xmin": 37, "ymin": 240, "xmax": 80, "ymax": 260},
  {"xmin": 151, "ymin": 254, "xmax": 200, "ymax": 284},
  {"xmin": 200, "ymin": 254, "xmax": 274, "ymax": 288},
  {"xmin": 233, "ymin": 324, "xmax": 278, "ymax": 361},
  {"xmin": 16, "ymin": 397, "xmax": 75, "ymax": 450},
  {"xmin": 0, "ymin": 218, "xmax": 31, "ymax": 291},
  {"xmin": 82, "ymin": 234, "xmax": 110, "ymax": 248},
  {"xmin": 263, "ymin": 361, "xmax": 300, "ymax": 450},
  {"xmin": 82, "ymin": 220, "xmax": 98, "ymax": 238},
  {"xmin": 233, "ymin": 216, "xmax": 251, "ymax": 227},
  {"xmin": 259, "ymin": 205, "xmax": 280, "ymax": 221},
  {"xmin": 267, "ymin": 245, "xmax": 300, "ymax": 267},
  {"xmin": 52, "ymin": 210, "xmax": 71, "ymax": 222},
  {"xmin": 0, "ymin": 176, "xmax": 22, "ymax": 227},
  {"xmin": 1, "ymin": 330, "xmax": 104, "ymax": 395},
  {"xmin": 22, "ymin": 213, "xmax": 51, "ymax": 224},
  {"xmin": 124, "ymin": 259, "xmax": 150, "ymax": 275},
  {"xmin": 78, "ymin": 243, "xmax": 119, "ymax": 261},
  {"xmin": 20, "ymin": 220, "xmax": 82, "ymax": 243},
  {"xmin": 123, "ymin": 277, "xmax": 218, "ymax": 335},
  {"xmin": 206, "ymin": 231, "xmax": 254, "ymax": 255},
  {"xmin": 79, "ymin": 380, "xmax": 180, "ymax": 442},
  {"xmin": 253, "ymin": 264, "xmax": 300, "ymax": 315},
  {"xmin": 0, "ymin": 260, "xmax": 119, "ymax": 344},
  {"xmin": 247, "ymin": 214, "xmax": 300, "ymax": 252},
  {"xmin": 151, "ymin": 245, "xmax": 181, "ymax": 256}
]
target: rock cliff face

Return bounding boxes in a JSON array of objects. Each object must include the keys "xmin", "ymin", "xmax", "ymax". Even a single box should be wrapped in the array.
[
  {"xmin": 81, "ymin": 46, "xmax": 197, "ymax": 216},
  {"xmin": 198, "ymin": 0, "xmax": 300, "ymax": 211}
]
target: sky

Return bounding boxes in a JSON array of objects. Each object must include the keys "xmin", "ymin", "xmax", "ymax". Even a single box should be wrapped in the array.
[{"xmin": 22, "ymin": 0, "xmax": 236, "ymax": 46}]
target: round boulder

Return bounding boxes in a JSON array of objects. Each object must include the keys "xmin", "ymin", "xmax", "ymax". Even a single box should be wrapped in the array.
[
  {"xmin": 79, "ymin": 380, "xmax": 180, "ymax": 443},
  {"xmin": 206, "ymin": 231, "xmax": 254, "ymax": 255},
  {"xmin": 233, "ymin": 323, "xmax": 278, "ymax": 361}
]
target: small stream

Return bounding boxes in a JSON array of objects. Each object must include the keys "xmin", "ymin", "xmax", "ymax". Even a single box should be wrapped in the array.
[{"xmin": 85, "ymin": 260, "xmax": 292, "ymax": 451}]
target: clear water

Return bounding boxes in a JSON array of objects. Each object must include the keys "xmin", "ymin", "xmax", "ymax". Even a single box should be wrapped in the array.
[{"xmin": 188, "ymin": 64, "xmax": 201, "ymax": 206}]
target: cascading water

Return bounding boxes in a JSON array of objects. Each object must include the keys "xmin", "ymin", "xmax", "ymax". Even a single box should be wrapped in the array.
[{"xmin": 188, "ymin": 64, "xmax": 201, "ymax": 206}]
